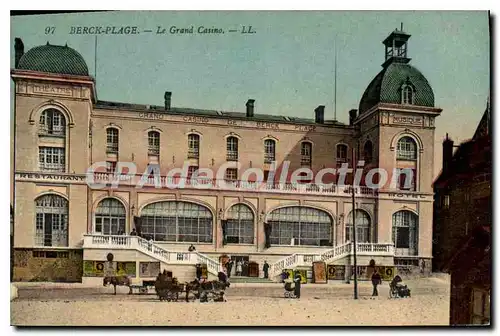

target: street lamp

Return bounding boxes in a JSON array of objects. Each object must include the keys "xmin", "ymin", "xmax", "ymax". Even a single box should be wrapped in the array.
[{"xmin": 351, "ymin": 148, "xmax": 358, "ymax": 300}]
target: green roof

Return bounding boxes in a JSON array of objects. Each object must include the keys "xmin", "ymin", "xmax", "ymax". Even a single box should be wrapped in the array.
[
  {"xmin": 358, "ymin": 60, "xmax": 434, "ymax": 114},
  {"xmin": 17, "ymin": 43, "xmax": 89, "ymax": 76},
  {"xmin": 95, "ymin": 101, "xmax": 349, "ymax": 127}
]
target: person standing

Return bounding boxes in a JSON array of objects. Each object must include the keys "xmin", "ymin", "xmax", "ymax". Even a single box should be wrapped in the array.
[
  {"xmin": 371, "ymin": 269, "xmax": 382, "ymax": 297},
  {"xmin": 236, "ymin": 260, "xmax": 242, "ymax": 276},
  {"xmin": 195, "ymin": 263, "xmax": 202, "ymax": 281},
  {"xmin": 293, "ymin": 271, "xmax": 302, "ymax": 299},
  {"xmin": 226, "ymin": 260, "xmax": 234, "ymax": 278},
  {"xmin": 263, "ymin": 261, "xmax": 270, "ymax": 279}
]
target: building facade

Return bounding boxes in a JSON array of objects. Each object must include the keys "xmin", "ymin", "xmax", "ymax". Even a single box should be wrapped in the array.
[
  {"xmin": 11, "ymin": 29, "xmax": 441, "ymax": 283},
  {"xmin": 433, "ymin": 104, "xmax": 491, "ymax": 325}
]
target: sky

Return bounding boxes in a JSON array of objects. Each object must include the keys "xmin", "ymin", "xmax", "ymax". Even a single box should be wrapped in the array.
[{"xmin": 10, "ymin": 11, "xmax": 490, "ymax": 178}]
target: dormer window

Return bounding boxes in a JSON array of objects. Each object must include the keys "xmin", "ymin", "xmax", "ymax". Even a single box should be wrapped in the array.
[{"xmin": 401, "ymin": 79, "xmax": 415, "ymax": 105}]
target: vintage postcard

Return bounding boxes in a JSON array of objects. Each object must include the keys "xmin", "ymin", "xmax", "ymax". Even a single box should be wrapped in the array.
[{"xmin": 9, "ymin": 10, "xmax": 491, "ymax": 327}]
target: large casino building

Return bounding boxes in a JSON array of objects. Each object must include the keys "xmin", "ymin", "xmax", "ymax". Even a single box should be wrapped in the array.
[{"xmin": 11, "ymin": 28, "xmax": 441, "ymax": 284}]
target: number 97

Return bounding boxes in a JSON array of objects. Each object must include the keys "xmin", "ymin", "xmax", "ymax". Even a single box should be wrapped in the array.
[{"xmin": 45, "ymin": 27, "xmax": 55, "ymax": 34}]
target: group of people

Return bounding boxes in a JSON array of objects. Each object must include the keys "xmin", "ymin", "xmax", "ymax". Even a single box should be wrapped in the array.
[{"xmin": 222, "ymin": 259, "xmax": 270, "ymax": 278}]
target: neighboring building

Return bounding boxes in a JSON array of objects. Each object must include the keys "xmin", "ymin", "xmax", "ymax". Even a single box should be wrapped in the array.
[
  {"xmin": 11, "ymin": 28, "xmax": 442, "ymax": 284},
  {"xmin": 433, "ymin": 103, "xmax": 491, "ymax": 325}
]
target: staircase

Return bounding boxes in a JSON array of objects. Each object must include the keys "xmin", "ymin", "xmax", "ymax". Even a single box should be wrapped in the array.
[
  {"xmin": 268, "ymin": 242, "xmax": 395, "ymax": 280},
  {"xmin": 82, "ymin": 234, "xmax": 223, "ymax": 276},
  {"xmin": 228, "ymin": 276, "xmax": 274, "ymax": 284}
]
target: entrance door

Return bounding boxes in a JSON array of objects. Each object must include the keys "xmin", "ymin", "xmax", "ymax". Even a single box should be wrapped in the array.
[
  {"xmin": 231, "ymin": 256, "xmax": 250, "ymax": 276},
  {"xmin": 43, "ymin": 214, "xmax": 52, "ymax": 246}
]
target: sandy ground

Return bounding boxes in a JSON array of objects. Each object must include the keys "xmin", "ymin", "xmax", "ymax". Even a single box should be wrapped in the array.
[{"xmin": 11, "ymin": 277, "xmax": 450, "ymax": 326}]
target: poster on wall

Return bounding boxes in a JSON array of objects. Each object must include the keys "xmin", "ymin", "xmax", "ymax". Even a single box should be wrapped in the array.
[
  {"xmin": 83, "ymin": 261, "xmax": 136, "ymax": 277},
  {"xmin": 283, "ymin": 269, "xmax": 307, "ymax": 284},
  {"xmin": 82, "ymin": 261, "xmax": 105, "ymax": 277},
  {"xmin": 327, "ymin": 265, "xmax": 346, "ymax": 280},
  {"xmin": 378, "ymin": 266, "xmax": 395, "ymax": 281},
  {"xmin": 312, "ymin": 261, "xmax": 327, "ymax": 284},
  {"xmin": 117, "ymin": 262, "xmax": 136, "ymax": 277},
  {"xmin": 139, "ymin": 262, "xmax": 160, "ymax": 277},
  {"xmin": 83, "ymin": 261, "xmax": 95, "ymax": 276}
]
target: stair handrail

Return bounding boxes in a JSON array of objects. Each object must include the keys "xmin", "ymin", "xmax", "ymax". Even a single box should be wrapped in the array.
[{"xmin": 136, "ymin": 236, "xmax": 171, "ymax": 262}]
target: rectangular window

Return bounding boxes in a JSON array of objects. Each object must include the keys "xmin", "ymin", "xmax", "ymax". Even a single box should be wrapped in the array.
[
  {"xmin": 471, "ymin": 289, "xmax": 490, "ymax": 325},
  {"xmin": 301, "ymin": 142, "xmax": 312, "ymax": 166},
  {"xmin": 337, "ymin": 145, "xmax": 348, "ymax": 163},
  {"xmin": 264, "ymin": 140, "xmax": 276, "ymax": 163},
  {"xmin": 187, "ymin": 166, "xmax": 199, "ymax": 182},
  {"xmin": 225, "ymin": 168, "xmax": 238, "ymax": 181},
  {"xmin": 396, "ymin": 227, "xmax": 410, "ymax": 248},
  {"xmin": 148, "ymin": 132, "xmax": 160, "ymax": 155},
  {"xmin": 264, "ymin": 170, "xmax": 270, "ymax": 183},
  {"xmin": 188, "ymin": 135, "xmax": 200, "ymax": 159},
  {"xmin": 39, "ymin": 147, "xmax": 65, "ymax": 172},
  {"xmin": 106, "ymin": 161, "xmax": 117, "ymax": 173},
  {"xmin": 397, "ymin": 168, "xmax": 416, "ymax": 191},
  {"xmin": 227, "ymin": 137, "xmax": 239, "ymax": 161},
  {"xmin": 443, "ymin": 195, "xmax": 450, "ymax": 209},
  {"xmin": 106, "ymin": 129, "xmax": 119, "ymax": 153}
]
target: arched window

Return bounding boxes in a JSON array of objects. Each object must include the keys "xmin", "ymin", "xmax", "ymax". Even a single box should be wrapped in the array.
[
  {"xmin": 363, "ymin": 140, "xmax": 373, "ymax": 164},
  {"xmin": 39, "ymin": 109, "xmax": 66, "ymax": 137},
  {"xmin": 268, "ymin": 207, "xmax": 332, "ymax": 246},
  {"xmin": 94, "ymin": 198, "xmax": 126, "ymax": 235},
  {"xmin": 106, "ymin": 128, "xmax": 119, "ymax": 154},
  {"xmin": 402, "ymin": 85, "xmax": 414, "ymax": 104},
  {"xmin": 35, "ymin": 194, "xmax": 68, "ymax": 247},
  {"xmin": 392, "ymin": 211, "xmax": 418, "ymax": 256},
  {"xmin": 264, "ymin": 139, "xmax": 276, "ymax": 163},
  {"xmin": 301, "ymin": 142, "xmax": 312, "ymax": 166},
  {"xmin": 188, "ymin": 134, "xmax": 200, "ymax": 159},
  {"xmin": 226, "ymin": 137, "xmax": 238, "ymax": 161},
  {"xmin": 148, "ymin": 131, "xmax": 160, "ymax": 155},
  {"xmin": 336, "ymin": 144, "xmax": 348, "ymax": 163},
  {"xmin": 225, "ymin": 204, "xmax": 254, "ymax": 244},
  {"xmin": 39, "ymin": 146, "xmax": 65, "ymax": 172},
  {"xmin": 397, "ymin": 136, "xmax": 417, "ymax": 160},
  {"xmin": 140, "ymin": 201, "xmax": 213, "ymax": 243},
  {"xmin": 345, "ymin": 209, "xmax": 371, "ymax": 243}
]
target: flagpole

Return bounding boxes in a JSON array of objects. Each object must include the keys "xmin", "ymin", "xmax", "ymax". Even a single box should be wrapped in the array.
[{"xmin": 352, "ymin": 148, "xmax": 358, "ymax": 299}]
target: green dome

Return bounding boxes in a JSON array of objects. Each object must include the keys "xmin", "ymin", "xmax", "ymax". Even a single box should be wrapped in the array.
[
  {"xmin": 17, "ymin": 43, "xmax": 89, "ymax": 76},
  {"xmin": 358, "ymin": 61, "xmax": 434, "ymax": 114}
]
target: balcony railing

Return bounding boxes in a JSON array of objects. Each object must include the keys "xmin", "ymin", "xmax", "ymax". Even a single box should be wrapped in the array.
[
  {"xmin": 264, "ymin": 154, "xmax": 275, "ymax": 164},
  {"xmin": 188, "ymin": 149, "xmax": 200, "ymax": 159},
  {"xmin": 226, "ymin": 151, "xmax": 238, "ymax": 161},
  {"xmin": 39, "ymin": 163, "xmax": 65, "ymax": 172},
  {"xmin": 90, "ymin": 172, "xmax": 379, "ymax": 196},
  {"xmin": 148, "ymin": 147, "xmax": 160, "ymax": 156},
  {"xmin": 38, "ymin": 125, "xmax": 65, "ymax": 137},
  {"xmin": 106, "ymin": 144, "xmax": 119, "ymax": 154},
  {"xmin": 82, "ymin": 234, "xmax": 223, "ymax": 275}
]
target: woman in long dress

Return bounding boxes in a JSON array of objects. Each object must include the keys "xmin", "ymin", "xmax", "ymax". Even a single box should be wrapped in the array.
[{"xmin": 236, "ymin": 261, "xmax": 242, "ymax": 276}]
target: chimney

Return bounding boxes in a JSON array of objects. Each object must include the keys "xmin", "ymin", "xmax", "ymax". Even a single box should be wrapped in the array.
[
  {"xmin": 314, "ymin": 105, "xmax": 325, "ymax": 124},
  {"xmin": 349, "ymin": 109, "xmax": 358, "ymax": 125},
  {"xmin": 442, "ymin": 133, "xmax": 454, "ymax": 173},
  {"xmin": 246, "ymin": 99, "xmax": 255, "ymax": 117},
  {"xmin": 164, "ymin": 91, "xmax": 172, "ymax": 110},
  {"xmin": 14, "ymin": 38, "xmax": 24, "ymax": 68}
]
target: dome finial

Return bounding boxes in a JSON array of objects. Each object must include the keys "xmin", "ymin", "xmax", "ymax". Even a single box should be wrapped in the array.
[{"xmin": 46, "ymin": 41, "xmax": 49, "ymax": 45}]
